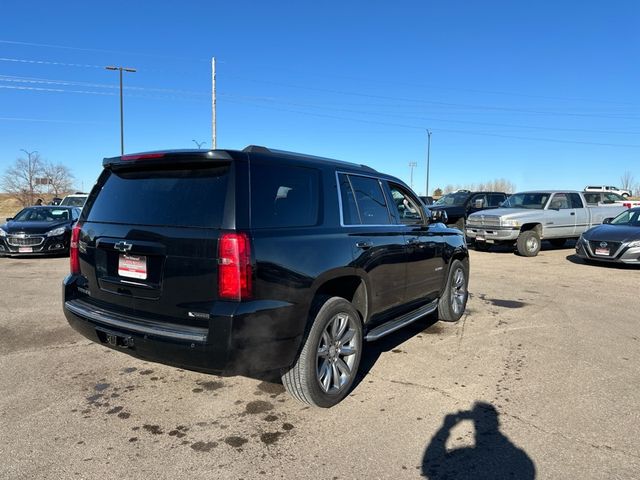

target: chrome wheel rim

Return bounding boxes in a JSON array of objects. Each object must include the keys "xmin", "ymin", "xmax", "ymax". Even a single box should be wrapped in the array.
[
  {"xmin": 316, "ymin": 313, "xmax": 359, "ymax": 394},
  {"xmin": 450, "ymin": 267, "xmax": 467, "ymax": 315},
  {"xmin": 526, "ymin": 236, "xmax": 538, "ymax": 252}
]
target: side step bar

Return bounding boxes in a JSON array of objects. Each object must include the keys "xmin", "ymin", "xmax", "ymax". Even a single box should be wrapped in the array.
[{"xmin": 364, "ymin": 299, "xmax": 438, "ymax": 341}]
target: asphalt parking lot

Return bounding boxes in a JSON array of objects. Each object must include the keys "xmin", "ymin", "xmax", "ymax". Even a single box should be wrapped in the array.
[{"xmin": 1, "ymin": 244, "xmax": 639, "ymax": 479}]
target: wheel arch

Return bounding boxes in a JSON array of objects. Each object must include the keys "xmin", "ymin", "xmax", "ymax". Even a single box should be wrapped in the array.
[{"xmin": 310, "ymin": 270, "xmax": 369, "ymax": 324}]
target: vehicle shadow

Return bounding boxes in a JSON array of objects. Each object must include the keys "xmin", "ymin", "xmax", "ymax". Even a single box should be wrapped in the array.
[
  {"xmin": 422, "ymin": 401, "xmax": 536, "ymax": 479},
  {"xmin": 351, "ymin": 313, "xmax": 440, "ymax": 393},
  {"xmin": 472, "ymin": 239, "xmax": 576, "ymax": 255}
]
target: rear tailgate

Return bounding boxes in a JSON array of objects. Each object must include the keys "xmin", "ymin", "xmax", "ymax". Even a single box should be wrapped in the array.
[{"xmin": 76, "ymin": 157, "xmax": 235, "ymax": 328}]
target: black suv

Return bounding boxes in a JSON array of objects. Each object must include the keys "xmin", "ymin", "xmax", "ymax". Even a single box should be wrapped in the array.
[
  {"xmin": 429, "ymin": 190, "xmax": 508, "ymax": 231},
  {"xmin": 63, "ymin": 146, "xmax": 469, "ymax": 407}
]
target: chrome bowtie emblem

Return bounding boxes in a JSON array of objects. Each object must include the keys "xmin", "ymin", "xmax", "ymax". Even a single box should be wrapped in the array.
[
  {"xmin": 599, "ymin": 242, "xmax": 608, "ymax": 248},
  {"xmin": 115, "ymin": 241, "xmax": 133, "ymax": 252}
]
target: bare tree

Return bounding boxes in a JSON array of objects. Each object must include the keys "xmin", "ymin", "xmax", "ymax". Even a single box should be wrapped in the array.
[
  {"xmin": 44, "ymin": 162, "xmax": 75, "ymax": 197},
  {"xmin": 620, "ymin": 171, "xmax": 635, "ymax": 192},
  {"xmin": 440, "ymin": 179, "xmax": 516, "ymax": 195},
  {"xmin": 0, "ymin": 150, "xmax": 45, "ymax": 206}
]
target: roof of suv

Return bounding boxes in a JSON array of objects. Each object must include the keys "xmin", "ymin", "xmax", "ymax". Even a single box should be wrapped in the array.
[{"xmin": 104, "ymin": 146, "xmax": 379, "ymax": 174}]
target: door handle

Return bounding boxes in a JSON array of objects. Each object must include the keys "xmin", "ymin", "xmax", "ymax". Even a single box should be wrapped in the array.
[
  {"xmin": 355, "ymin": 241, "xmax": 373, "ymax": 249},
  {"xmin": 570, "ymin": 212, "xmax": 575, "ymax": 216}
]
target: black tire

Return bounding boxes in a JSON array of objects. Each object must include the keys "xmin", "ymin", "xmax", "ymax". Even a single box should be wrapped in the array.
[
  {"xmin": 474, "ymin": 241, "xmax": 491, "ymax": 251},
  {"xmin": 622, "ymin": 193, "xmax": 630, "ymax": 199},
  {"xmin": 516, "ymin": 230, "xmax": 541, "ymax": 257},
  {"xmin": 438, "ymin": 259, "xmax": 469, "ymax": 322},
  {"xmin": 281, "ymin": 296, "xmax": 363, "ymax": 408},
  {"xmin": 549, "ymin": 238, "xmax": 567, "ymax": 248}
]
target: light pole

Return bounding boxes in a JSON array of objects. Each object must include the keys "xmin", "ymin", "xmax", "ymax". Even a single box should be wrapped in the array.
[
  {"xmin": 105, "ymin": 65, "xmax": 136, "ymax": 155},
  {"xmin": 408, "ymin": 161, "xmax": 417, "ymax": 190},
  {"xmin": 425, "ymin": 129, "xmax": 432, "ymax": 197}
]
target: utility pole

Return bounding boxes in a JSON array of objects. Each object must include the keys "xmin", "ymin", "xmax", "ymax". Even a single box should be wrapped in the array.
[
  {"xmin": 105, "ymin": 65, "xmax": 136, "ymax": 155},
  {"xmin": 408, "ymin": 161, "xmax": 417, "ymax": 190},
  {"xmin": 425, "ymin": 129, "xmax": 432, "ymax": 197},
  {"xmin": 211, "ymin": 57, "xmax": 217, "ymax": 150}
]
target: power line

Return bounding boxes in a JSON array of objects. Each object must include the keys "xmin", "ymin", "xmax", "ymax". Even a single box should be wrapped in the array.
[{"xmin": 221, "ymin": 98, "xmax": 640, "ymax": 148}]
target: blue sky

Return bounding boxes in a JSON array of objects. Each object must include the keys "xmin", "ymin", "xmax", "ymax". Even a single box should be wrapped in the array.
[{"xmin": 1, "ymin": 1, "xmax": 639, "ymax": 195}]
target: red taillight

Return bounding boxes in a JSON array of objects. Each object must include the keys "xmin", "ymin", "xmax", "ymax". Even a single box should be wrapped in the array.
[
  {"xmin": 218, "ymin": 232, "xmax": 252, "ymax": 301},
  {"xmin": 624, "ymin": 202, "xmax": 631, "ymax": 208},
  {"xmin": 70, "ymin": 223, "xmax": 82, "ymax": 274},
  {"xmin": 121, "ymin": 153, "xmax": 165, "ymax": 161}
]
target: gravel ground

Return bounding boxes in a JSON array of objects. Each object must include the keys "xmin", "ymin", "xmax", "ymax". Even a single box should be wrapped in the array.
[{"xmin": 1, "ymin": 243, "xmax": 639, "ymax": 479}]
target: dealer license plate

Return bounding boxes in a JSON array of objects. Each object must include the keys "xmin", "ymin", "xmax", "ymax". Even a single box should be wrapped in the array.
[
  {"xmin": 118, "ymin": 254, "xmax": 147, "ymax": 280},
  {"xmin": 595, "ymin": 247, "xmax": 610, "ymax": 256},
  {"xmin": 18, "ymin": 247, "xmax": 33, "ymax": 253}
]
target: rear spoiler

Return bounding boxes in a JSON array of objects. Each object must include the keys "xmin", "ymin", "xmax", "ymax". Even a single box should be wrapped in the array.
[{"xmin": 103, "ymin": 150, "xmax": 234, "ymax": 169}]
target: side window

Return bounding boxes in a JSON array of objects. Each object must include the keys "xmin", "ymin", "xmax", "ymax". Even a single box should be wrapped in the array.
[
  {"xmin": 338, "ymin": 173, "xmax": 361, "ymax": 225},
  {"xmin": 583, "ymin": 193, "xmax": 599, "ymax": 205},
  {"xmin": 388, "ymin": 183, "xmax": 423, "ymax": 224},
  {"xmin": 250, "ymin": 163, "xmax": 320, "ymax": 228},
  {"xmin": 569, "ymin": 193, "xmax": 584, "ymax": 208},
  {"xmin": 549, "ymin": 193, "xmax": 570, "ymax": 209},
  {"xmin": 470, "ymin": 194, "xmax": 487, "ymax": 208},
  {"xmin": 348, "ymin": 175, "xmax": 391, "ymax": 225},
  {"xmin": 487, "ymin": 194, "xmax": 505, "ymax": 207}
]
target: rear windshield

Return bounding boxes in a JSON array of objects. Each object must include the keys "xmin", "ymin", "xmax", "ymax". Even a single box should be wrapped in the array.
[{"xmin": 85, "ymin": 165, "xmax": 229, "ymax": 228}]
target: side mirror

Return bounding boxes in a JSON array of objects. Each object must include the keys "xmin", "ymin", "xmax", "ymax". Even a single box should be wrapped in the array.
[
  {"xmin": 428, "ymin": 209, "xmax": 448, "ymax": 224},
  {"xmin": 6, "ymin": 217, "xmax": 12, "ymax": 222},
  {"xmin": 603, "ymin": 218, "xmax": 613, "ymax": 224},
  {"xmin": 474, "ymin": 199, "xmax": 485, "ymax": 209}
]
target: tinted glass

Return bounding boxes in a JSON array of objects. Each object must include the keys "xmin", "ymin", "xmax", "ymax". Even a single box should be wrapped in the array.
[
  {"xmin": 389, "ymin": 184, "xmax": 423, "ymax": 224},
  {"xmin": 583, "ymin": 193, "xmax": 600, "ymax": 204},
  {"xmin": 251, "ymin": 163, "xmax": 320, "ymax": 228},
  {"xmin": 488, "ymin": 194, "xmax": 504, "ymax": 207},
  {"xmin": 61, "ymin": 196, "xmax": 87, "ymax": 207},
  {"xmin": 502, "ymin": 193, "xmax": 549, "ymax": 209},
  {"xmin": 348, "ymin": 175, "xmax": 391, "ymax": 225},
  {"xmin": 434, "ymin": 192, "xmax": 469, "ymax": 206},
  {"xmin": 569, "ymin": 193, "xmax": 584, "ymax": 208},
  {"xmin": 612, "ymin": 209, "xmax": 640, "ymax": 226},
  {"xmin": 13, "ymin": 207, "xmax": 70, "ymax": 222},
  {"xmin": 549, "ymin": 193, "xmax": 570, "ymax": 209},
  {"xmin": 338, "ymin": 174, "xmax": 361, "ymax": 225},
  {"xmin": 86, "ymin": 165, "xmax": 229, "ymax": 228}
]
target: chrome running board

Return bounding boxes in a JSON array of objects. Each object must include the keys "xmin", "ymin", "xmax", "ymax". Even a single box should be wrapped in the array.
[{"xmin": 364, "ymin": 299, "xmax": 438, "ymax": 341}]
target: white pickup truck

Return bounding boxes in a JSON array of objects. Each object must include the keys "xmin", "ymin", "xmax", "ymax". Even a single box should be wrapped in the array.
[{"xmin": 465, "ymin": 190, "xmax": 627, "ymax": 256}]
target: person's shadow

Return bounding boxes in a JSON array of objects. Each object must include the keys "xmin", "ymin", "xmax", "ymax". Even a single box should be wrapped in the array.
[{"xmin": 422, "ymin": 402, "xmax": 536, "ymax": 479}]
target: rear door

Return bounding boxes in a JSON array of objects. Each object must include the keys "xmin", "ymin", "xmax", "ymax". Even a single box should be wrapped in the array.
[{"xmin": 78, "ymin": 159, "xmax": 234, "ymax": 328}]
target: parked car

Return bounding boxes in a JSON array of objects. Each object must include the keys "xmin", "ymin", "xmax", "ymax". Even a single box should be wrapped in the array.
[
  {"xmin": 428, "ymin": 190, "xmax": 508, "ymax": 230},
  {"xmin": 465, "ymin": 191, "xmax": 627, "ymax": 256},
  {"xmin": 584, "ymin": 185, "xmax": 632, "ymax": 198},
  {"xmin": 419, "ymin": 195, "xmax": 434, "ymax": 205},
  {"xmin": 60, "ymin": 193, "xmax": 89, "ymax": 208},
  {"xmin": 0, "ymin": 206, "xmax": 81, "ymax": 256},
  {"xmin": 583, "ymin": 191, "xmax": 640, "ymax": 209},
  {"xmin": 62, "ymin": 146, "xmax": 469, "ymax": 407},
  {"xmin": 50, "ymin": 197, "xmax": 63, "ymax": 206},
  {"xmin": 576, "ymin": 207, "xmax": 640, "ymax": 265}
]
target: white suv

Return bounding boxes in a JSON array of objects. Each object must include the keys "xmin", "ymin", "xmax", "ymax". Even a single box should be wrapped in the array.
[{"xmin": 584, "ymin": 185, "xmax": 632, "ymax": 198}]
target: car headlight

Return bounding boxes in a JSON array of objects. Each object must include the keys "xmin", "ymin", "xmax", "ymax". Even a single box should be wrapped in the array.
[
  {"xmin": 47, "ymin": 227, "xmax": 66, "ymax": 237},
  {"xmin": 627, "ymin": 240, "xmax": 640, "ymax": 248},
  {"xmin": 0, "ymin": 228, "xmax": 6, "ymax": 237},
  {"xmin": 501, "ymin": 219, "xmax": 520, "ymax": 227}
]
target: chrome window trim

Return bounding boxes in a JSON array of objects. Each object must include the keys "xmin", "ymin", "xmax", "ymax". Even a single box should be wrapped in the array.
[{"xmin": 335, "ymin": 170, "xmax": 394, "ymax": 227}]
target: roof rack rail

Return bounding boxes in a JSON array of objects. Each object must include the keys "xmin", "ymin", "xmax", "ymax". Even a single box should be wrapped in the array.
[{"xmin": 243, "ymin": 145, "xmax": 271, "ymax": 153}]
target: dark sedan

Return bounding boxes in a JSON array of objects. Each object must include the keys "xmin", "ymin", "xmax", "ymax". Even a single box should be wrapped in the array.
[
  {"xmin": 576, "ymin": 207, "xmax": 640, "ymax": 265},
  {"xmin": 0, "ymin": 206, "xmax": 81, "ymax": 256}
]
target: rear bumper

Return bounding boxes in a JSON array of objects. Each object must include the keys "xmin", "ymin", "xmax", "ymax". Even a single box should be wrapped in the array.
[{"xmin": 63, "ymin": 276, "xmax": 304, "ymax": 376}]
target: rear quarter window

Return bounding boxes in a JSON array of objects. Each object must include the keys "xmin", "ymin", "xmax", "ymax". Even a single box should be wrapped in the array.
[
  {"xmin": 250, "ymin": 163, "xmax": 320, "ymax": 229},
  {"xmin": 85, "ymin": 165, "xmax": 229, "ymax": 228}
]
